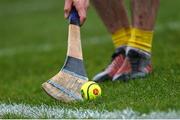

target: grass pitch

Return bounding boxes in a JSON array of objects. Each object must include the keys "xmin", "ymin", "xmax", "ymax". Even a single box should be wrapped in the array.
[{"xmin": 0, "ymin": 0, "xmax": 180, "ymax": 118}]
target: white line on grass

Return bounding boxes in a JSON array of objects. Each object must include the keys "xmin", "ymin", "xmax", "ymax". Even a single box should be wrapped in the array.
[{"xmin": 0, "ymin": 103, "xmax": 179, "ymax": 119}]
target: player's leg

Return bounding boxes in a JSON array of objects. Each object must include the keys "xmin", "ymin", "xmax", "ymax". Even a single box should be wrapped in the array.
[
  {"xmin": 113, "ymin": 0, "xmax": 160, "ymax": 81},
  {"xmin": 91, "ymin": 0, "xmax": 130, "ymax": 82}
]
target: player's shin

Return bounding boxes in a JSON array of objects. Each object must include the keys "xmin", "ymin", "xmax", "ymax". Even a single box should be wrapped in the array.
[
  {"xmin": 113, "ymin": 0, "xmax": 159, "ymax": 81},
  {"xmin": 92, "ymin": 0, "xmax": 131, "ymax": 82}
]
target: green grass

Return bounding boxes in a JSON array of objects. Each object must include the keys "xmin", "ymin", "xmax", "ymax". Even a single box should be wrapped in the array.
[
  {"xmin": 1, "ymin": 114, "xmax": 29, "ymax": 119},
  {"xmin": 0, "ymin": 0, "xmax": 180, "ymax": 118}
]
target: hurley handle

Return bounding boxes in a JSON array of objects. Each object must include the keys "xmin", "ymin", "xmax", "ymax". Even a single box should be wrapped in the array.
[{"xmin": 69, "ymin": 7, "xmax": 80, "ymax": 26}]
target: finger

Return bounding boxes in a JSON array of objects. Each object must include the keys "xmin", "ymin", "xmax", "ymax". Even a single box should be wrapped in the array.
[
  {"xmin": 74, "ymin": 3, "xmax": 87, "ymax": 25},
  {"xmin": 85, "ymin": 0, "xmax": 89, "ymax": 10},
  {"xmin": 64, "ymin": 0, "xmax": 73, "ymax": 18},
  {"xmin": 78, "ymin": 8, "xmax": 87, "ymax": 25}
]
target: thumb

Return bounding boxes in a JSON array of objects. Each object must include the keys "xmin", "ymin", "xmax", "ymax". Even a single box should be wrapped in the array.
[{"xmin": 77, "ymin": 8, "xmax": 87, "ymax": 25}]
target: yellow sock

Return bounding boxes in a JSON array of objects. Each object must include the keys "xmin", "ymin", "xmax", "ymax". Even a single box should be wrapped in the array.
[
  {"xmin": 128, "ymin": 28, "xmax": 153, "ymax": 53},
  {"xmin": 112, "ymin": 28, "xmax": 131, "ymax": 48}
]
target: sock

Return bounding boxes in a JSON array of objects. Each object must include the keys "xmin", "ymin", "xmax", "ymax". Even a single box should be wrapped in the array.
[
  {"xmin": 127, "ymin": 28, "xmax": 153, "ymax": 53},
  {"xmin": 112, "ymin": 27, "xmax": 131, "ymax": 48}
]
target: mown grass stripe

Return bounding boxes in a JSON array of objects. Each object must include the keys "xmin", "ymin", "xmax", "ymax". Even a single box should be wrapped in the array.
[{"xmin": 0, "ymin": 20, "xmax": 180, "ymax": 57}]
